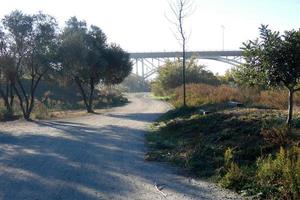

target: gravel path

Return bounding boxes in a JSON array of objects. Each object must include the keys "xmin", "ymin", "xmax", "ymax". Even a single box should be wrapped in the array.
[{"xmin": 0, "ymin": 93, "xmax": 242, "ymax": 200}]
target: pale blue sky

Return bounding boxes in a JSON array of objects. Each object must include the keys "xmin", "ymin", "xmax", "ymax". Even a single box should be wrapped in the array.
[{"xmin": 0, "ymin": 0, "xmax": 299, "ymax": 74}]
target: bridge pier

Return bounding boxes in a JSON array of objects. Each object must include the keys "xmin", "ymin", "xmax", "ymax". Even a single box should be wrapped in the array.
[
  {"xmin": 135, "ymin": 58, "xmax": 138, "ymax": 75},
  {"xmin": 141, "ymin": 59, "xmax": 144, "ymax": 78}
]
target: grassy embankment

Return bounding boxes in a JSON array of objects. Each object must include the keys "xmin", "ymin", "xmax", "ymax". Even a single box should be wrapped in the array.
[{"xmin": 147, "ymin": 84, "xmax": 300, "ymax": 199}]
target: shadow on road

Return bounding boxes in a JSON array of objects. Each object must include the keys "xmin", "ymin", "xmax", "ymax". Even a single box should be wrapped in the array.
[
  {"xmin": 0, "ymin": 112, "xmax": 223, "ymax": 200},
  {"xmin": 104, "ymin": 112, "xmax": 162, "ymax": 122}
]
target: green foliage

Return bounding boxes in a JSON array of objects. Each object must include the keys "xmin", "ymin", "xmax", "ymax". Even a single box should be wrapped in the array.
[
  {"xmin": 256, "ymin": 147, "xmax": 300, "ymax": 199},
  {"xmin": 103, "ymin": 44, "xmax": 132, "ymax": 85},
  {"xmin": 219, "ymin": 69, "xmax": 236, "ymax": 86},
  {"xmin": 60, "ymin": 17, "xmax": 132, "ymax": 113},
  {"xmin": 1, "ymin": 10, "xmax": 59, "ymax": 120},
  {"xmin": 224, "ymin": 147, "xmax": 234, "ymax": 168},
  {"xmin": 236, "ymin": 25, "xmax": 300, "ymax": 126},
  {"xmin": 237, "ymin": 25, "xmax": 300, "ymax": 90},
  {"xmin": 0, "ymin": 11, "xmax": 130, "ymax": 120},
  {"xmin": 219, "ymin": 162, "xmax": 244, "ymax": 190},
  {"xmin": 0, "ymin": 26, "xmax": 15, "ymax": 115},
  {"xmin": 147, "ymin": 107, "xmax": 275, "ymax": 175},
  {"xmin": 231, "ymin": 65, "xmax": 268, "ymax": 90},
  {"xmin": 219, "ymin": 148, "xmax": 245, "ymax": 190},
  {"xmin": 151, "ymin": 58, "xmax": 220, "ymax": 96},
  {"xmin": 147, "ymin": 99, "xmax": 300, "ymax": 197},
  {"xmin": 0, "ymin": 83, "xmax": 129, "ymax": 121}
]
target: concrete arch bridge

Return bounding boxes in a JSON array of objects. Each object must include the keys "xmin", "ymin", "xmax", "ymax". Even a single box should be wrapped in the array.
[{"xmin": 129, "ymin": 50, "xmax": 243, "ymax": 79}]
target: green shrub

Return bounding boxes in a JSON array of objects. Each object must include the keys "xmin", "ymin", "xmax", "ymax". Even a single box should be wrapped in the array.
[
  {"xmin": 224, "ymin": 147, "xmax": 234, "ymax": 168},
  {"xmin": 219, "ymin": 162, "xmax": 244, "ymax": 190},
  {"xmin": 256, "ymin": 146, "xmax": 300, "ymax": 199},
  {"xmin": 151, "ymin": 58, "xmax": 220, "ymax": 96},
  {"xmin": 219, "ymin": 148, "xmax": 244, "ymax": 190}
]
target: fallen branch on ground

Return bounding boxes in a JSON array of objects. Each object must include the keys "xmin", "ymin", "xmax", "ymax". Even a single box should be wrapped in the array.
[{"xmin": 154, "ymin": 182, "xmax": 167, "ymax": 198}]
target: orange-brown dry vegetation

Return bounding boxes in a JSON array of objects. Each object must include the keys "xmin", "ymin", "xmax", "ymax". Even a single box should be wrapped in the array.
[{"xmin": 170, "ymin": 83, "xmax": 300, "ymax": 110}]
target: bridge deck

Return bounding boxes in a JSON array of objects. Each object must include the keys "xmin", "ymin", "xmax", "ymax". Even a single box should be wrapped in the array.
[{"xmin": 130, "ymin": 50, "xmax": 243, "ymax": 59}]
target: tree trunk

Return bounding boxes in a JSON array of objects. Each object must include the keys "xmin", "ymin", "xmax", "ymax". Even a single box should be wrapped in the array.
[
  {"xmin": 13, "ymin": 79, "xmax": 33, "ymax": 121},
  {"xmin": 26, "ymin": 75, "xmax": 42, "ymax": 119},
  {"xmin": 13, "ymin": 84, "xmax": 26, "ymax": 119},
  {"xmin": 87, "ymin": 78, "xmax": 95, "ymax": 113},
  {"xmin": 9, "ymin": 83, "xmax": 14, "ymax": 109},
  {"xmin": 182, "ymin": 42, "xmax": 186, "ymax": 107},
  {"xmin": 24, "ymin": 112, "xmax": 31, "ymax": 121},
  {"xmin": 75, "ymin": 77, "xmax": 90, "ymax": 113},
  {"xmin": 287, "ymin": 89, "xmax": 294, "ymax": 127}
]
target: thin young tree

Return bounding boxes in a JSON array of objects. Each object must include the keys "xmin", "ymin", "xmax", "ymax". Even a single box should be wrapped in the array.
[
  {"xmin": 167, "ymin": 0, "xmax": 195, "ymax": 107},
  {"xmin": 237, "ymin": 25, "xmax": 300, "ymax": 127}
]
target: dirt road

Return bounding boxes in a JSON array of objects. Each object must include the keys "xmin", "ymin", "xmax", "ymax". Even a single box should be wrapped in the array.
[{"xmin": 0, "ymin": 93, "xmax": 242, "ymax": 200}]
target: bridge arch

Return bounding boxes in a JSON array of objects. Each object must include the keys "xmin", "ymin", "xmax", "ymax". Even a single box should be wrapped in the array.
[{"xmin": 130, "ymin": 50, "xmax": 243, "ymax": 79}]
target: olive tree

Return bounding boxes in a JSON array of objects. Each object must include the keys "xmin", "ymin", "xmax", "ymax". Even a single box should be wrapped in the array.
[
  {"xmin": 0, "ymin": 28, "xmax": 15, "ymax": 115},
  {"xmin": 2, "ymin": 10, "xmax": 58, "ymax": 120},
  {"xmin": 60, "ymin": 17, "xmax": 132, "ymax": 113},
  {"xmin": 103, "ymin": 44, "xmax": 132, "ymax": 85},
  {"xmin": 239, "ymin": 25, "xmax": 300, "ymax": 126},
  {"xmin": 60, "ymin": 17, "xmax": 106, "ymax": 113}
]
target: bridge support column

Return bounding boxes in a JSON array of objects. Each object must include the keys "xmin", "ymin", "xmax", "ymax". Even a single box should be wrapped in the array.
[
  {"xmin": 136, "ymin": 59, "xmax": 138, "ymax": 75},
  {"xmin": 141, "ymin": 59, "xmax": 145, "ymax": 78}
]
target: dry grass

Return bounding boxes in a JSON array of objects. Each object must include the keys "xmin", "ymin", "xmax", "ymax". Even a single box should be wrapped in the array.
[
  {"xmin": 260, "ymin": 90, "xmax": 300, "ymax": 109},
  {"xmin": 170, "ymin": 83, "xmax": 300, "ymax": 109}
]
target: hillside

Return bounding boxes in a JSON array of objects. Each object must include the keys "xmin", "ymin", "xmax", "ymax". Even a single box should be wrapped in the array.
[{"xmin": 146, "ymin": 103, "xmax": 300, "ymax": 199}]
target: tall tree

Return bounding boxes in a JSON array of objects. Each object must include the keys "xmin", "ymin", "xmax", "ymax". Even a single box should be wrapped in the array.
[
  {"xmin": 60, "ymin": 17, "xmax": 106, "ymax": 113},
  {"xmin": 167, "ymin": 0, "xmax": 195, "ymax": 107},
  {"xmin": 239, "ymin": 25, "xmax": 300, "ymax": 126},
  {"xmin": 60, "ymin": 17, "xmax": 131, "ymax": 113},
  {"xmin": 2, "ymin": 10, "xmax": 58, "ymax": 120},
  {"xmin": 0, "ymin": 28, "xmax": 15, "ymax": 115}
]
